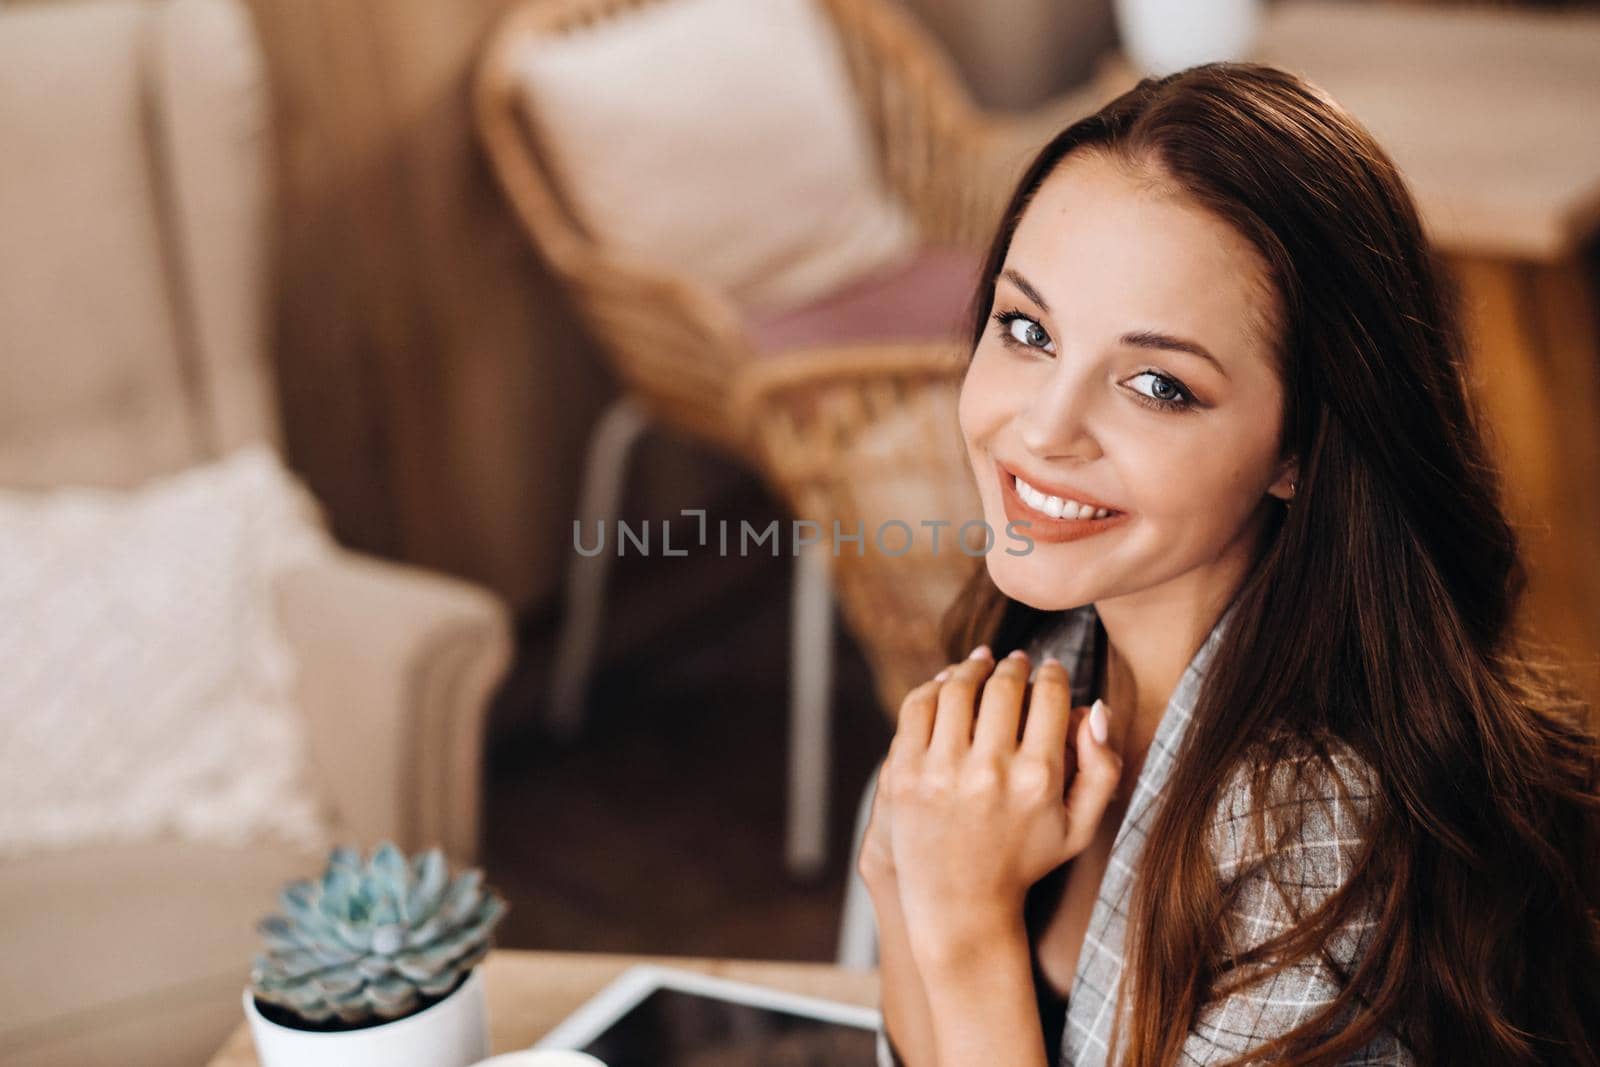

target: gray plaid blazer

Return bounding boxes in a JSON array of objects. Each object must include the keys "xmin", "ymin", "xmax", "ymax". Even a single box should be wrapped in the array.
[{"xmin": 875, "ymin": 600, "xmax": 1414, "ymax": 1065}]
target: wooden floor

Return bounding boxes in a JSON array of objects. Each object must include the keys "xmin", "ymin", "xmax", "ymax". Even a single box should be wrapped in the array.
[{"xmin": 484, "ymin": 471, "xmax": 896, "ymax": 963}]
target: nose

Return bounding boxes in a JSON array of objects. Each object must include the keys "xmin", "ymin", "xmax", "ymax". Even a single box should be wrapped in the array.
[{"xmin": 1016, "ymin": 360, "xmax": 1101, "ymax": 461}]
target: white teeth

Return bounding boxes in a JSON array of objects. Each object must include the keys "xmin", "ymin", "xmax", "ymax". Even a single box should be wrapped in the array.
[{"xmin": 1012, "ymin": 474, "xmax": 1113, "ymax": 521}]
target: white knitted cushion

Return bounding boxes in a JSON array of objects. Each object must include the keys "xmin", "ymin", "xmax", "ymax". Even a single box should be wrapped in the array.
[
  {"xmin": 514, "ymin": 0, "xmax": 919, "ymax": 311},
  {"xmin": 0, "ymin": 446, "xmax": 336, "ymax": 857}
]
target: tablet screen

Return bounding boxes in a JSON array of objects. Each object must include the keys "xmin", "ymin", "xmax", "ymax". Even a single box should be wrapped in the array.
[{"xmin": 574, "ymin": 986, "xmax": 878, "ymax": 1066}]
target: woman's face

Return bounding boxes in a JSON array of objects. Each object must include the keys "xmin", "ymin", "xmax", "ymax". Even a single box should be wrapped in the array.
[{"xmin": 959, "ymin": 150, "xmax": 1296, "ymax": 612}]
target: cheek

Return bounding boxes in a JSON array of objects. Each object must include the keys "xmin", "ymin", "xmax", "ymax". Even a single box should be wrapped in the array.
[
  {"xmin": 1123, "ymin": 424, "xmax": 1277, "ymax": 528},
  {"xmin": 957, "ymin": 350, "xmax": 1008, "ymax": 446}
]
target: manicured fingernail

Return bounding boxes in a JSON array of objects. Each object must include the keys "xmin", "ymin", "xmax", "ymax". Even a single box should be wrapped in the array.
[
  {"xmin": 968, "ymin": 644, "xmax": 991, "ymax": 660},
  {"xmin": 935, "ymin": 668, "xmax": 951, "ymax": 682},
  {"xmin": 1006, "ymin": 648, "xmax": 1027, "ymax": 660},
  {"xmin": 1090, "ymin": 698, "xmax": 1109, "ymax": 745},
  {"xmin": 1042, "ymin": 654, "xmax": 1062, "ymax": 669}
]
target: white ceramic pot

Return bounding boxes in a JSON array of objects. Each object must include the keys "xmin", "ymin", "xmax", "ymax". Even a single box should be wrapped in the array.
[
  {"xmin": 245, "ymin": 967, "xmax": 489, "ymax": 1067},
  {"xmin": 1113, "ymin": 0, "xmax": 1263, "ymax": 77}
]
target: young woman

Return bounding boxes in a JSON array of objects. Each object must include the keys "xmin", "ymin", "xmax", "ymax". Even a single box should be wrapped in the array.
[{"xmin": 858, "ymin": 62, "xmax": 1600, "ymax": 1066}]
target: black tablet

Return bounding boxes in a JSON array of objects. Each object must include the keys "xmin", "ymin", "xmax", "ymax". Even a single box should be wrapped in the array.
[{"xmin": 532, "ymin": 964, "xmax": 882, "ymax": 1066}]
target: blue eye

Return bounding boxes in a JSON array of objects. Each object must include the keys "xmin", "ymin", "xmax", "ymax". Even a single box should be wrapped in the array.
[
  {"xmin": 992, "ymin": 309, "xmax": 1054, "ymax": 353},
  {"xmin": 1125, "ymin": 371, "xmax": 1197, "ymax": 412}
]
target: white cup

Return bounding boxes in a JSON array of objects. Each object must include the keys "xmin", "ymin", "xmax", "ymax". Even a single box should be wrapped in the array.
[{"xmin": 469, "ymin": 1052, "xmax": 607, "ymax": 1067}]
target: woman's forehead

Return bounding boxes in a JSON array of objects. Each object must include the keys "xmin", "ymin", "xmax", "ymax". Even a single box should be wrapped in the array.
[{"xmin": 1006, "ymin": 153, "xmax": 1282, "ymax": 355}]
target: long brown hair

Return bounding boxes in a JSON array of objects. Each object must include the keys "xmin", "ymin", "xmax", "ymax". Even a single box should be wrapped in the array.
[{"xmin": 940, "ymin": 63, "xmax": 1600, "ymax": 1065}]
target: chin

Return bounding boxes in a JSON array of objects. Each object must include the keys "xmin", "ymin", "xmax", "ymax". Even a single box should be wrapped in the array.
[{"xmin": 984, "ymin": 549, "xmax": 1097, "ymax": 613}]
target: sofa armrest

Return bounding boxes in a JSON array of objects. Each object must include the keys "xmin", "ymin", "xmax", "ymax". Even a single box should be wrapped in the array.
[{"xmin": 275, "ymin": 549, "xmax": 513, "ymax": 866}]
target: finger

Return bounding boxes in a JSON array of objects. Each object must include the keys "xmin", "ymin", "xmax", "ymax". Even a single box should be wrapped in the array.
[
  {"xmin": 1061, "ymin": 698, "xmax": 1125, "ymax": 855},
  {"xmin": 972, "ymin": 650, "xmax": 1029, "ymax": 754},
  {"xmin": 929, "ymin": 646, "xmax": 994, "ymax": 756},
  {"xmin": 892, "ymin": 678, "xmax": 941, "ymax": 755},
  {"xmin": 867, "ymin": 767, "xmax": 893, "ymax": 827},
  {"xmin": 1020, "ymin": 656, "xmax": 1074, "ymax": 763},
  {"xmin": 1061, "ymin": 704, "xmax": 1086, "ymax": 786}
]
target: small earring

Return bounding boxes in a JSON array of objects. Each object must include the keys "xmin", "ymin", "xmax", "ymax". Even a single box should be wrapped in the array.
[{"xmin": 1286, "ymin": 478, "xmax": 1298, "ymax": 507}]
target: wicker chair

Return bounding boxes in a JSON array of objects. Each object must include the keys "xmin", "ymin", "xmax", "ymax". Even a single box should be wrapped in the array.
[
  {"xmin": 476, "ymin": 0, "xmax": 1007, "ymax": 449},
  {"xmin": 731, "ymin": 344, "xmax": 982, "ymax": 718},
  {"xmin": 474, "ymin": 0, "xmax": 1018, "ymax": 878}
]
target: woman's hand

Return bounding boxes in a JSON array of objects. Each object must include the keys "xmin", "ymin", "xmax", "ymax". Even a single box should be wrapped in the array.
[
  {"xmin": 881, "ymin": 646, "xmax": 1124, "ymax": 964},
  {"xmin": 856, "ymin": 760, "xmax": 898, "ymax": 894}
]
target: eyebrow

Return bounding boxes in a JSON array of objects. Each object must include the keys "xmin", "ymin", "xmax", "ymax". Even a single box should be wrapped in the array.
[
  {"xmin": 1121, "ymin": 330, "xmax": 1228, "ymax": 379},
  {"xmin": 1002, "ymin": 268, "xmax": 1053, "ymax": 314},
  {"xmin": 1000, "ymin": 267, "xmax": 1228, "ymax": 379}
]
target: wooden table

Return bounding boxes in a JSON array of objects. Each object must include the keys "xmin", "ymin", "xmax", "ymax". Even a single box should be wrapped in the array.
[
  {"xmin": 206, "ymin": 949, "xmax": 881, "ymax": 1065},
  {"xmin": 1000, "ymin": 1, "xmax": 1600, "ymax": 708}
]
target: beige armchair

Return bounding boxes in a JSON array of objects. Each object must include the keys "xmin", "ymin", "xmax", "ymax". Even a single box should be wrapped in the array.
[{"xmin": 0, "ymin": 1, "xmax": 511, "ymax": 1064}]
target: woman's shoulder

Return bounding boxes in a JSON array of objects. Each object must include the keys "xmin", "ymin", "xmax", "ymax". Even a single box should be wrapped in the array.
[
  {"xmin": 1207, "ymin": 731, "xmax": 1383, "ymax": 884},
  {"xmin": 1191, "ymin": 736, "xmax": 1413, "ymax": 1062}
]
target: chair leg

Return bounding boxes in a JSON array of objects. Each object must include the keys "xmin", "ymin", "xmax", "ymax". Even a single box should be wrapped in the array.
[
  {"xmin": 548, "ymin": 395, "xmax": 650, "ymax": 741},
  {"xmin": 836, "ymin": 760, "xmax": 882, "ymax": 969},
  {"xmin": 785, "ymin": 540, "xmax": 835, "ymax": 880}
]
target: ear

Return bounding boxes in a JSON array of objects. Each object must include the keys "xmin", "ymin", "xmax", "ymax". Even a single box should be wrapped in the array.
[{"xmin": 1266, "ymin": 456, "xmax": 1299, "ymax": 504}]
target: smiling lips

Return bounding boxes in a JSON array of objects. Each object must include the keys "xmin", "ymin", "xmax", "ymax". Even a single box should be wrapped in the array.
[{"xmin": 996, "ymin": 460, "xmax": 1131, "ymax": 543}]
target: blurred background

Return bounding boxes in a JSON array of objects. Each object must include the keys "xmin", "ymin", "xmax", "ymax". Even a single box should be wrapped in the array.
[{"xmin": 2, "ymin": 0, "xmax": 1598, "ymax": 1063}]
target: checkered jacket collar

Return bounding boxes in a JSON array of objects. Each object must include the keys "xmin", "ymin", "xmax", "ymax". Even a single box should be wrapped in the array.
[{"xmin": 1026, "ymin": 598, "xmax": 1239, "ymax": 1064}]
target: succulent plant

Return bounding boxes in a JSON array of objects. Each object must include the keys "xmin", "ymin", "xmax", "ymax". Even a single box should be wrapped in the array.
[{"xmin": 250, "ymin": 842, "xmax": 507, "ymax": 1028}]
